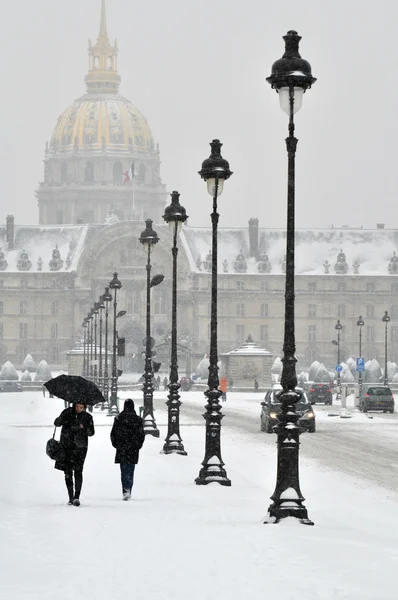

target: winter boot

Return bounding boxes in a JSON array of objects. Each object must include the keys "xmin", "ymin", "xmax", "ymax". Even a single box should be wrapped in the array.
[{"xmin": 73, "ymin": 498, "xmax": 81, "ymax": 507}]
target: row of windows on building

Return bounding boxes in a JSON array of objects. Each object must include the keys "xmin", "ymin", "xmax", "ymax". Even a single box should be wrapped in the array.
[
  {"xmin": 200, "ymin": 302, "xmax": 398, "ymax": 319},
  {"xmin": 0, "ymin": 323, "xmax": 59, "ymax": 339},
  {"xmin": 201, "ymin": 280, "xmax": 398, "ymax": 293},
  {"xmin": 0, "ymin": 281, "xmax": 69, "ymax": 290},
  {"xmin": 59, "ymin": 162, "xmax": 147, "ymax": 183},
  {"xmin": 0, "ymin": 301, "xmax": 60, "ymax": 315},
  {"xmin": 204, "ymin": 323, "xmax": 398, "ymax": 345}
]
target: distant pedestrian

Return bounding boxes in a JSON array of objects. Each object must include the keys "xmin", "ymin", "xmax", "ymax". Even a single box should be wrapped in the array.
[
  {"xmin": 229, "ymin": 378, "xmax": 234, "ymax": 391},
  {"xmin": 220, "ymin": 376, "xmax": 228, "ymax": 402},
  {"xmin": 156, "ymin": 375, "xmax": 161, "ymax": 391},
  {"xmin": 254, "ymin": 379, "xmax": 259, "ymax": 392},
  {"xmin": 54, "ymin": 403, "xmax": 95, "ymax": 506},
  {"xmin": 42, "ymin": 385, "xmax": 46, "ymax": 397},
  {"xmin": 110, "ymin": 399, "xmax": 145, "ymax": 501},
  {"xmin": 163, "ymin": 376, "xmax": 168, "ymax": 391}
]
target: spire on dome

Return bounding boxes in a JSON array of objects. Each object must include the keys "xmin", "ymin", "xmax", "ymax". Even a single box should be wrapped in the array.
[
  {"xmin": 85, "ymin": 0, "xmax": 121, "ymax": 93},
  {"xmin": 99, "ymin": 0, "xmax": 108, "ymax": 38}
]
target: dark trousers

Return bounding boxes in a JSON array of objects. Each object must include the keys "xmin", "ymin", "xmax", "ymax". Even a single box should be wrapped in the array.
[
  {"xmin": 64, "ymin": 468, "xmax": 83, "ymax": 500},
  {"xmin": 120, "ymin": 464, "xmax": 136, "ymax": 493}
]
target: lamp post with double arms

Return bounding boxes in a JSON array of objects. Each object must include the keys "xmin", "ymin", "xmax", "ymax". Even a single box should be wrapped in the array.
[
  {"xmin": 162, "ymin": 190, "xmax": 188, "ymax": 455},
  {"xmin": 357, "ymin": 316, "xmax": 364, "ymax": 394},
  {"xmin": 102, "ymin": 287, "xmax": 113, "ymax": 410},
  {"xmin": 264, "ymin": 31, "xmax": 316, "ymax": 524},
  {"xmin": 97, "ymin": 296, "xmax": 105, "ymax": 393},
  {"xmin": 195, "ymin": 139, "xmax": 232, "ymax": 486},
  {"xmin": 139, "ymin": 219, "xmax": 164, "ymax": 437},
  {"xmin": 382, "ymin": 310, "xmax": 391, "ymax": 385},
  {"xmin": 108, "ymin": 273, "xmax": 122, "ymax": 416}
]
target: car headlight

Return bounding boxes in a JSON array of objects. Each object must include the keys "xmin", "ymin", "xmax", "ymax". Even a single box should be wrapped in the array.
[
  {"xmin": 306, "ymin": 411, "xmax": 315, "ymax": 418},
  {"xmin": 270, "ymin": 412, "xmax": 278, "ymax": 419}
]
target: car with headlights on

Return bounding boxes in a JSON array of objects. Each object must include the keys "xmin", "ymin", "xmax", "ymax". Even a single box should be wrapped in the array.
[{"xmin": 260, "ymin": 386, "xmax": 316, "ymax": 433}]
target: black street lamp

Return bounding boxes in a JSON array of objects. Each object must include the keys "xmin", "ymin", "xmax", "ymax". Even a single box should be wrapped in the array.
[
  {"xmin": 97, "ymin": 295, "xmax": 105, "ymax": 393},
  {"xmin": 82, "ymin": 318, "xmax": 88, "ymax": 377},
  {"xmin": 108, "ymin": 272, "xmax": 122, "ymax": 416},
  {"xmin": 357, "ymin": 316, "xmax": 365, "ymax": 394},
  {"xmin": 382, "ymin": 310, "xmax": 391, "ymax": 385},
  {"xmin": 139, "ymin": 219, "xmax": 164, "ymax": 437},
  {"xmin": 335, "ymin": 319, "xmax": 343, "ymax": 392},
  {"xmin": 195, "ymin": 139, "xmax": 232, "ymax": 487},
  {"xmin": 87, "ymin": 310, "xmax": 94, "ymax": 381},
  {"xmin": 264, "ymin": 31, "xmax": 316, "ymax": 524},
  {"xmin": 102, "ymin": 286, "xmax": 113, "ymax": 409},
  {"xmin": 162, "ymin": 190, "xmax": 188, "ymax": 455},
  {"xmin": 93, "ymin": 302, "xmax": 99, "ymax": 385}
]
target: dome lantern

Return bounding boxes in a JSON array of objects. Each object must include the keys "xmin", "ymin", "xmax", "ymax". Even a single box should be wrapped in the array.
[{"xmin": 85, "ymin": 0, "xmax": 121, "ymax": 94}]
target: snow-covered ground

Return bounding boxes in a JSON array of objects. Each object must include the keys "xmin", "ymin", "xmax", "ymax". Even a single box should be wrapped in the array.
[{"xmin": 1, "ymin": 390, "xmax": 397, "ymax": 600}]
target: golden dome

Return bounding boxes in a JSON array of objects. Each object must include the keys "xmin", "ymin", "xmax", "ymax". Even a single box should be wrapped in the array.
[
  {"xmin": 50, "ymin": 93, "xmax": 155, "ymax": 153},
  {"xmin": 50, "ymin": 1, "xmax": 154, "ymax": 154}
]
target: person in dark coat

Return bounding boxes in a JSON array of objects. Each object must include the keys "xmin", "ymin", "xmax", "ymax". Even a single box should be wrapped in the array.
[
  {"xmin": 54, "ymin": 403, "xmax": 95, "ymax": 506},
  {"xmin": 110, "ymin": 399, "xmax": 145, "ymax": 500}
]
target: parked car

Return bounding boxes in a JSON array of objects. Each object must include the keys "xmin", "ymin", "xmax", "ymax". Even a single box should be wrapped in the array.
[
  {"xmin": 359, "ymin": 385, "xmax": 395, "ymax": 413},
  {"xmin": 260, "ymin": 387, "xmax": 316, "ymax": 433},
  {"xmin": 0, "ymin": 381, "xmax": 23, "ymax": 393},
  {"xmin": 308, "ymin": 383, "xmax": 333, "ymax": 405}
]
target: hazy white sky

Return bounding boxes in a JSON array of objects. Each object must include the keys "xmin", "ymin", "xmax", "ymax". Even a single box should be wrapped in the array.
[{"xmin": 1, "ymin": 0, "xmax": 397, "ymax": 230}]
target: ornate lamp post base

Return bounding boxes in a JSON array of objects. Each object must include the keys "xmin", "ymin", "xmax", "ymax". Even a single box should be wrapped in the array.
[
  {"xmin": 162, "ymin": 441, "xmax": 187, "ymax": 455},
  {"xmin": 144, "ymin": 422, "xmax": 160, "ymax": 437},
  {"xmin": 195, "ymin": 392, "xmax": 231, "ymax": 486},
  {"xmin": 264, "ymin": 502, "xmax": 313, "ymax": 525}
]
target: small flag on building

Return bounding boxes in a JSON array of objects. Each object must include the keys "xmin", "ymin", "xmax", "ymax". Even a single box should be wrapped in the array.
[{"xmin": 123, "ymin": 162, "xmax": 135, "ymax": 182}]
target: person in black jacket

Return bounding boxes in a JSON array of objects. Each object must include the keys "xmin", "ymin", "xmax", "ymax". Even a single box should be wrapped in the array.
[
  {"xmin": 54, "ymin": 403, "xmax": 95, "ymax": 506},
  {"xmin": 110, "ymin": 399, "xmax": 145, "ymax": 500}
]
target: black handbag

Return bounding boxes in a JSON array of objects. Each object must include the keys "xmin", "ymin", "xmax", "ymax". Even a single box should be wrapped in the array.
[{"xmin": 46, "ymin": 427, "xmax": 64, "ymax": 461}]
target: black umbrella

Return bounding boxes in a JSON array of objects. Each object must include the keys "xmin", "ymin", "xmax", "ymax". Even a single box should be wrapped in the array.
[{"xmin": 44, "ymin": 375, "xmax": 105, "ymax": 406}]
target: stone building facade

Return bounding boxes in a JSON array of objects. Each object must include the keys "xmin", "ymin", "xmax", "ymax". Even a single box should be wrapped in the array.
[{"xmin": 1, "ymin": 3, "xmax": 398, "ymax": 376}]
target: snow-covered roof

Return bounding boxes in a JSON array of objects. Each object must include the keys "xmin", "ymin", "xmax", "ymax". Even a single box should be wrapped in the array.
[
  {"xmin": 181, "ymin": 227, "xmax": 398, "ymax": 276},
  {"xmin": 0, "ymin": 225, "xmax": 88, "ymax": 273},
  {"xmin": 221, "ymin": 336, "xmax": 273, "ymax": 357}
]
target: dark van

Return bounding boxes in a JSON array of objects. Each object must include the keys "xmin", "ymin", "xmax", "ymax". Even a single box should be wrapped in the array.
[{"xmin": 359, "ymin": 385, "xmax": 395, "ymax": 413}]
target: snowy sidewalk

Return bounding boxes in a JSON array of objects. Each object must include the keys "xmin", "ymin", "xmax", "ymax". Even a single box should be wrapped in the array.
[{"xmin": 0, "ymin": 392, "xmax": 397, "ymax": 600}]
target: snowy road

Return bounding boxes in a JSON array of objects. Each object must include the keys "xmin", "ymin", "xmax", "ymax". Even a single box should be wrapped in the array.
[
  {"xmin": 175, "ymin": 393, "xmax": 398, "ymax": 497},
  {"xmin": 2, "ymin": 391, "xmax": 398, "ymax": 600}
]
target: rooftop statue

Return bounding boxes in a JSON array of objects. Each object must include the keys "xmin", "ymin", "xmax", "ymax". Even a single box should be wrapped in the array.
[
  {"xmin": 49, "ymin": 244, "xmax": 64, "ymax": 271},
  {"xmin": 323, "ymin": 260, "xmax": 330, "ymax": 274},
  {"xmin": 234, "ymin": 249, "xmax": 247, "ymax": 273},
  {"xmin": 0, "ymin": 248, "xmax": 8, "ymax": 271},
  {"xmin": 353, "ymin": 260, "xmax": 360, "ymax": 274},
  {"xmin": 388, "ymin": 251, "xmax": 398, "ymax": 274},
  {"xmin": 203, "ymin": 251, "xmax": 212, "ymax": 273},
  {"xmin": 17, "ymin": 250, "xmax": 32, "ymax": 271},
  {"xmin": 257, "ymin": 252, "xmax": 271, "ymax": 273},
  {"xmin": 334, "ymin": 249, "xmax": 348, "ymax": 274}
]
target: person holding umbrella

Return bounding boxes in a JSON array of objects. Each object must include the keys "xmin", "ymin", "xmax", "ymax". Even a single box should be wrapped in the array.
[
  {"xmin": 110, "ymin": 399, "xmax": 144, "ymax": 500},
  {"xmin": 46, "ymin": 375, "xmax": 102, "ymax": 506},
  {"xmin": 53, "ymin": 402, "xmax": 95, "ymax": 506}
]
